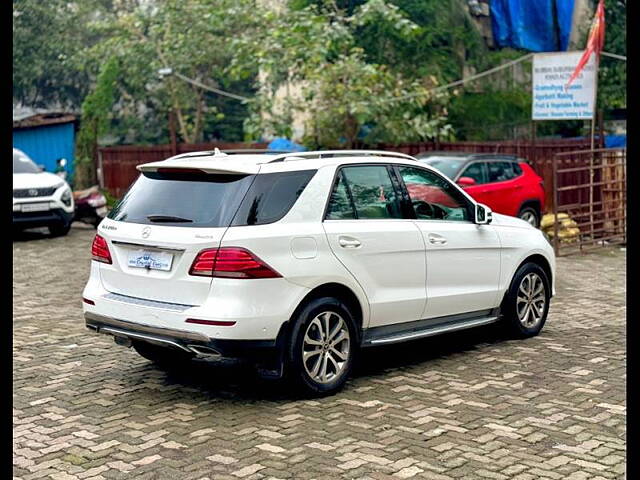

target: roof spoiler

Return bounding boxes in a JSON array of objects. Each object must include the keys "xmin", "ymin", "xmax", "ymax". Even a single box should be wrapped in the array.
[{"xmin": 137, "ymin": 160, "xmax": 260, "ymax": 175}]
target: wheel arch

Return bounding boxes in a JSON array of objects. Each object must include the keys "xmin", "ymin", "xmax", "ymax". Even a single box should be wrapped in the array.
[
  {"xmin": 518, "ymin": 253, "xmax": 553, "ymax": 295},
  {"xmin": 518, "ymin": 199, "xmax": 542, "ymax": 216},
  {"xmin": 290, "ymin": 282, "xmax": 365, "ymax": 334}
]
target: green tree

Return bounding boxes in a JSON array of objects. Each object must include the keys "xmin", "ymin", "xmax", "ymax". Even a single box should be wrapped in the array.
[
  {"xmin": 234, "ymin": 1, "xmax": 451, "ymax": 147},
  {"xmin": 12, "ymin": 0, "xmax": 112, "ymax": 108},
  {"xmin": 75, "ymin": 57, "xmax": 119, "ymax": 188},
  {"xmin": 291, "ymin": 0, "xmax": 487, "ymax": 82},
  {"xmin": 82, "ymin": 0, "xmax": 257, "ymax": 144},
  {"xmin": 598, "ymin": 0, "xmax": 626, "ymax": 109}
]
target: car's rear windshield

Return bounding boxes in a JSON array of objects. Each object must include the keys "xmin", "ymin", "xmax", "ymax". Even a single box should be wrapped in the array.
[
  {"xmin": 13, "ymin": 151, "xmax": 41, "ymax": 174},
  {"xmin": 108, "ymin": 169, "xmax": 316, "ymax": 228},
  {"xmin": 418, "ymin": 156, "xmax": 467, "ymax": 179}
]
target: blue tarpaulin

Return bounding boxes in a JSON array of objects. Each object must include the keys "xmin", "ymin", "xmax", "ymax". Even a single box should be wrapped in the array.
[
  {"xmin": 491, "ymin": 0, "xmax": 575, "ymax": 52},
  {"xmin": 568, "ymin": 135, "xmax": 627, "ymax": 148},
  {"xmin": 267, "ymin": 138, "xmax": 306, "ymax": 152},
  {"xmin": 604, "ymin": 135, "xmax": 626, "ymax": 149}
]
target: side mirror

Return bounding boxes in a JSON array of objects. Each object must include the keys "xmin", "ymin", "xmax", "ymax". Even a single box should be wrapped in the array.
[
  {"xmin": 457, "ymin": 176, "xmax": 476, "ymax": 187},
  {"xmin": 59, "ymin": 158, "xmax": 67, "ymax": 167},
  {"xmin": 475, "ymin": 203, "xmax": 492, "ymax": 224}
]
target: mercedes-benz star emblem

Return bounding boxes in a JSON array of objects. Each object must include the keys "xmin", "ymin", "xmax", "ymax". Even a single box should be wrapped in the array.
[
  {"xmin": 142, "ymin": 226, "xmax": 151, "ymax": 239},
  {"xmin": 29, "ymin": 189, "xmax": 38, "ymax": 196}
]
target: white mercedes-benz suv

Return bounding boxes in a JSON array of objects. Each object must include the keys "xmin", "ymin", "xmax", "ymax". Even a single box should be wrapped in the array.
[{"xmin": 83, "ymin": 150, "xmax": 555, "ymax": 395}]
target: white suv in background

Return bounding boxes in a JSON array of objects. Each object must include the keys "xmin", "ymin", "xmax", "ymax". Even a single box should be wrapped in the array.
[
  {"xmin": 13, "ymin": 148, "xmax": 74, "ymax": 236},
  {"xmin": 83, "ymin": 150, "xmax": 555, "ymax": 395}
]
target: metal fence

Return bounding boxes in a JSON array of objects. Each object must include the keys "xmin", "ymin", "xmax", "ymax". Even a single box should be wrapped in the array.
[
  {"xmin": 100, "ymin": 139, "xmax": 593, "ymax": 206},
  {"xmin": 99, "ymin": 142, "xmax": 267, "ymax": 197},
  {"xmin": 552, "ymin": 148, "xmax": 626, "ymax": 256},
  {"xmin": 376, "ymin": 138, "xmax": 594, "ymax": 164}
]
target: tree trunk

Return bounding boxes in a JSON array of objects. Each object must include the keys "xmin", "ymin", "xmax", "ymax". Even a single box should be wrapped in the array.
[{"xmin": 344, "ymin": 113, "xmax": 359, "ymax": 149}]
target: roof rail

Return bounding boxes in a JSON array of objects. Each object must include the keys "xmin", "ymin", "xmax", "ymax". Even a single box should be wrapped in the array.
[
  {"xmin": 267, "ymin": 150, "xmax": 416, "ymax": 163},
  {"xmin": 221, "ymin": 149, "xmax": 292, "ymax": 154}
]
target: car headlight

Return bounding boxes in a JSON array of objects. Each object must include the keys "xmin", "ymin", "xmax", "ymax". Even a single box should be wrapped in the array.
[{"xmin": 61, "ymin": 188, "xmax": 72, "ymax": 207}]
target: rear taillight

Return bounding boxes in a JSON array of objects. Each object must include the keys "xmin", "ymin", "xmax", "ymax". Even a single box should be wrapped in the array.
[
  {"xmin": 189, "ymin": 249, "xmax": 218, "ymax": 276},
  {"xmin": 91, "ymin": 234, "xmax": 112, "ymax": 264},
  {"xmin": 214, "ymin": 248, "xmax": 281, "ymax": 279},
  {"xmin": 189, "ymin": 247, "xmax": 281, "ymax": 279}
]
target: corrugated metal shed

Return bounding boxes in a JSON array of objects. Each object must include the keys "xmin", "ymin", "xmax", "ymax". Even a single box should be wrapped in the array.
[{"xmin": 12, "ymin": 109, "xmax": 77, "ymax": 179}]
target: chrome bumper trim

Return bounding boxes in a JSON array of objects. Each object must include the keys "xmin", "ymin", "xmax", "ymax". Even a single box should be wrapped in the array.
[
  {"xmin": 84, "ymin": 311, "xmax": 210, "ymax": 343},
  {"xmin": 101, "ymin": 326, "xmax": 193, "ymax": 352}
]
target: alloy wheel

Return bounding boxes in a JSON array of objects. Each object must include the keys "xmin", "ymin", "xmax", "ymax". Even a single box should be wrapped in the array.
[
  {"xmin": 302, "ymin": 311, "xmax": 351, "ymax": 384},
  {"xmin": 519, "ymin": 210, "xmax": 538, "ymax": 227},
  {"xmin": 516, "ymin": 273, "xmax": 546, "ymax": 328}
]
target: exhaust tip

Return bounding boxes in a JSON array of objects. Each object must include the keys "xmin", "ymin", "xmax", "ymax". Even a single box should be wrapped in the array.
[
  {"xmin": 114, "ymin": 335, "xmax": 132, "ymax": 348},
  {"xmin": 188, "ymin": 345, "xmax": 222, "ymax": 358}
]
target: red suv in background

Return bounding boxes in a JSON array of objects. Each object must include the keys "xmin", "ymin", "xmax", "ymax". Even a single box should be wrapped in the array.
[{"xmin": 417, "ymin": 153, "xmax": 545, "ymax": 227}]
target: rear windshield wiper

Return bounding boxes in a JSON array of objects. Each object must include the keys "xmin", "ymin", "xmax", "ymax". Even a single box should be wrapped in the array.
[{"xmin": 146, "ymin": 214, "xmax": 193, "ymax": 223}]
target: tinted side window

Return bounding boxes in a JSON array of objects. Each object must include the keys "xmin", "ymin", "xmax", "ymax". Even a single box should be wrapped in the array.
[
  {"xmin": 399, "ymin": 167, "xmax": 471, "ymax": 221},
  {"xmin": 326, "ymin": 172, "xmax": 356, "ymax": 220},
  {"xmin": 460, "ymin": 162, "xmax": 487, "ymax": 184},
  {"xmin": 487, "ymin": 161, "xmax": 517, "ymax": 182},
  {"xmin": 513, "ymin": 163, "xmax": 523, "ymax": 176},
  {"xmin": 342, "ymin": 166, "xmax": 402, "ymax": 219},
  {"xmin": 232, "ymin": 170, "xmax": 316, "ymax": 226}
]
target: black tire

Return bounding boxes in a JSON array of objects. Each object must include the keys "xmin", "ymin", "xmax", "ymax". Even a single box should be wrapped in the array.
[
  {"xmin": 501, "ymin": 262, "xmax": 550, "ymax": 338},
  {"xmin": 517, "ymin": 205, "xmax": 540, "ymax": 228},
  {"xmin": 133, "ymin": 341, "xmax": 193, "ymax": 368},
  {"xmin": 49, "ymin": 223, "xmax": 71, "ymax": 237},
  {"xmin": 287, "ymin": 297, "xmax": 358, "ymax": 396}
]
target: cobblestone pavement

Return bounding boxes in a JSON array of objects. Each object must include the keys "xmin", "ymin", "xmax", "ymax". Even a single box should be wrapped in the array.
[{"xmin": 13, "ymin": 225, "xmax": 626, "ymax": 480}]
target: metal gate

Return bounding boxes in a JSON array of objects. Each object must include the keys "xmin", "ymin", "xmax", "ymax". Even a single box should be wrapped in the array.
[{"xmin": 552, "ymin": 148, "xmax": 626, "ymax": 256}]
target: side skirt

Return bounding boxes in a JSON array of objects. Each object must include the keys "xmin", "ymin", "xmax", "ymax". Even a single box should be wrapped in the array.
[{"xmin": 362, "ymin": 308, "xmax": 501, "ymax": 347}]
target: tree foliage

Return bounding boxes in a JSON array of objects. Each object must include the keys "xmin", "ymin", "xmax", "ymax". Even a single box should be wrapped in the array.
[
  {"xmin": 598, "ymin": 0, "xmax": 626, "ymax": 109},
  {"xmin": 13, "ymin": 0, "xmax": 626, "ymax": 147},
  {"xmin": 80, "ymin": 0, "xmax": 257, "ymax": 144},
  {"xmin": 75, "ymin": 57, "xmax": 119, "ymax": 188},
  {"xmin": 233, "ymin": 1, "xmax": 452, "ymax": 147},
  {"xmin": 12, "ymin": 0, "xmax": 111, "ymax": 108}
]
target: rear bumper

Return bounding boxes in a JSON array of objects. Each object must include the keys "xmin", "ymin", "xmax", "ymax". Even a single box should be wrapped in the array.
[
  {"xmin": 85, "ymin": 311, "xmax": 287, "ymax": 361},
  {"xmin": 13, "ymin": 208, "xmax": 73, "ymax": 228}
]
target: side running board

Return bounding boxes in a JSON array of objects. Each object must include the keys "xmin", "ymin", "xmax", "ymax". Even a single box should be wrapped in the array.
[{"xmin": 363, "ymin": 314, "xmax": 499, "ymax": 346}]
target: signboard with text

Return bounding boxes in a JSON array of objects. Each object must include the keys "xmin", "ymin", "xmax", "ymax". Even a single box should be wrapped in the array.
[{"xmin": 532, "ymin": 52, "xmax": 596, "ymax": 120}]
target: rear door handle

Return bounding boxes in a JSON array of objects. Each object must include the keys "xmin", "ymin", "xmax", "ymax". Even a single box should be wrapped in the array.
[
  {"xmin": 338, "ymin": 236, "xmax": 362, "ymax": 248},
  {"xmin": 427, "ymin": 233, "xmax": 447, "ymax": 245}
]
